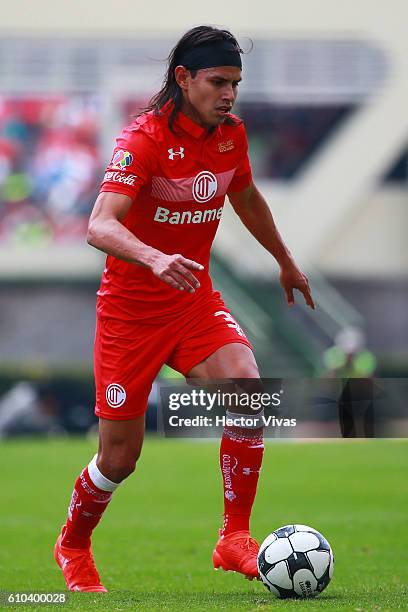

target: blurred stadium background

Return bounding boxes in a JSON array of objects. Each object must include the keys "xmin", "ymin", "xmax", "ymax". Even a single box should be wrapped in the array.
[{"xmin": 0, "ymin": 1, "xmax": 407, "ymax": 436}]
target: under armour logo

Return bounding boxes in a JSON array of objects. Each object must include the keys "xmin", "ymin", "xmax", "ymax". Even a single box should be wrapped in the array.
[
  {"xmin": 59, "ymin": 554, "xmax": 69, "ymax": 570},
  {"xmin": 242, "ymin": 467, "xmax": 261, "ymax": 476},
  {"xmin": 168, "ymin": 147, "xmax": 185, "ymax": 160}
]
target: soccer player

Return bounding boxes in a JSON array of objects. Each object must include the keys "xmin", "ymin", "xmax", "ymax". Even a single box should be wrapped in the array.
[{"xmin": 54, "ymin": 25, "xmax": 315, "ymax": 592}]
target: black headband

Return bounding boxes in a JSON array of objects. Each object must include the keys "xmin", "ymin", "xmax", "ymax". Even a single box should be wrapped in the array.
[{"xmin": 179, "ymin": 40, "xmax": 242, "ymax": 71}]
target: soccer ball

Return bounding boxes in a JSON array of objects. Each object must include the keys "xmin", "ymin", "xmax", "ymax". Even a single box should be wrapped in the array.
[{"xmin": 257, "ymin": 524, "xmax": 334, "ymax": 598}]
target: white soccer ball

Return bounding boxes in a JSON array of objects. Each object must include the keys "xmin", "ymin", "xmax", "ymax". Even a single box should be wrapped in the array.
[{"xmin": 257, "ymin": 524, "xmax": 334, "ymax": 598}]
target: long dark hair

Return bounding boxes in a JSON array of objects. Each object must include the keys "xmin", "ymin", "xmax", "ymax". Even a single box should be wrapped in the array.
[{"xmin": 143, "ymin": 26, "xmax": 243, "ymax": 132}]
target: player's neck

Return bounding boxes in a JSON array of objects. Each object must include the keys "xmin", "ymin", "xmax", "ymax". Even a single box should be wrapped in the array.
[{"xmin": 179, "ymin": 100, "xmax": 213, "ymax": 133}]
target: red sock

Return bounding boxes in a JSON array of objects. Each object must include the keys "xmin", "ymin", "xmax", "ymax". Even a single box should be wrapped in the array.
[
  {"xmin": 61, "ymin": 456, "xmax": 118, "ymax": 549},
  {"xmin": 220, "ymin": 423, "xmax": 264, "ymax": 536}
]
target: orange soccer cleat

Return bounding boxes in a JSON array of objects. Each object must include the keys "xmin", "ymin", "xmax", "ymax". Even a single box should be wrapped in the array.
[
  {"xmin": 54, "ymin": 526, "xmax": 107, "ymax": 593},
  {"xmin": 212, "ymin": 530, "xmax": 260, "ymax": 580}
]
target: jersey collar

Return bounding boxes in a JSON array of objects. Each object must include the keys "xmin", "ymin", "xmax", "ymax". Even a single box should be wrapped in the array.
[{"xmin": 175, "ymin": 110, "xmax": 207, "ymax": 139}]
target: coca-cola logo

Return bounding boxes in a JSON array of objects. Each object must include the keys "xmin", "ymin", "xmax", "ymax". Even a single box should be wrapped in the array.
[
  {"xmin": 192, "ymin": 171, "xmax": 217, "ymax": 203},
  {"xmin": 104, "ymin": 171, "xmax": 137, "ymax": 186}
]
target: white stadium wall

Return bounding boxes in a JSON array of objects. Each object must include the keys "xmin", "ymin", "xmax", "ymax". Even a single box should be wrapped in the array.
[{"xmin": 1, "ymin": 1, "xmax": 405, "ymax": 37}]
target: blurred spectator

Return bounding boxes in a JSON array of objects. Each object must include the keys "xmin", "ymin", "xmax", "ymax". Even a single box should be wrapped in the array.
[
  {"xmin": 0, "ymin": 96, "xmax": 101, "ymax": 245},
  {"xmin": 322, "ymin": 327, "xmax": 378, "ymax": 437},
  {"xmin": 0, "ymin": 380, "xmax": 62, "ymax": 438},
  {"xmin": 322, "ymin": 326, "xmax": 377, "ymax": 378}
]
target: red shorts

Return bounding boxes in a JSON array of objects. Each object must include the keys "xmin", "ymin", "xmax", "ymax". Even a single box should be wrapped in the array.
[{"xmin": 94, "ymin": 291, "xmax": 252, "ymax": 420}]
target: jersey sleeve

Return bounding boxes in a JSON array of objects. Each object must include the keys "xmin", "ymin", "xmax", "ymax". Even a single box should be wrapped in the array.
[
  {"xmin": 99, "ymin": 126, "xmax": 156, "ymax": 200},
  {"xmin": 228, "ymin": 124, "xmax": 253, "ymax": 193}
]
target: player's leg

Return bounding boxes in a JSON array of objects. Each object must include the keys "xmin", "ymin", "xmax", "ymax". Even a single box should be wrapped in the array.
[
  {"xmin": 54, "ymin": 313, "xmax": 172, "ymax": 592},
  {"xmin": 54, "ymin": 416, "xmax": 145, "ymax": 592},
  {"xmin": 166, "ymin": 296, "xmax": 265, "ymax": 578},
  {"xmin": 187, "ymin": 343, "xmax": 264, "ymax": 578},
  {"xmin": 187, "ymin": 341, "xmax": 259, "ymax": 379},
  {"xmin": 97, "ymin": 415, "xmax": 145, "ymax": 481},
  {"xmin": 61, "ymin": 416, "xmax": 145, "ymax": 548}
]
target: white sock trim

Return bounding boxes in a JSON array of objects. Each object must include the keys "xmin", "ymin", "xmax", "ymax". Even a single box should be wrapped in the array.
[
  {"xmin": 225, "ymin": 410, "xmax": 264, "ymax": 429},
  {"xmin": 88, "ymin": 455, "xmax": 119, "ymax": 492}
]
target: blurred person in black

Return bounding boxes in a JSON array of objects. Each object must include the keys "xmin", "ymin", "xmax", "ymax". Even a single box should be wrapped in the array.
[{"xmin": 323, "ymin": 327, "xmax": 377, "ymax": 437}]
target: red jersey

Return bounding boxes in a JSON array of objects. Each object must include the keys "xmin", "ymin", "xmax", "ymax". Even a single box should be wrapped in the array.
[{"xmin": 98, "ymin": 104, "xmax": 252, "ymax": 321}]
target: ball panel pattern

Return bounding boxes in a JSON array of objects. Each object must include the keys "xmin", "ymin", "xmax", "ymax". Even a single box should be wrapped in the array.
[
  {"xmin": 265, "ymin": 560, "xmax": 292, "ymax": 590},
  {"xmin": 294, "ymin": 524, "xmax": 319, "ymax": 533},
  {"xmin": 258, "ymin": 532, "xmax": 277, "ymax": 553},
  {"xmin": 289, "ymin": 532, "xmax": 320, "ymax": 552},
  {"xmin": 293, "ymin": 569, "xmax": 318, "ymax": 597},
  {"xmin": 274, "ymin": 525, "xmax": 295, "ymax": 538},
  {"xmin": 286, "ymin": 551, "xmax": 313, "ymax": 577},
  {"xmin": 264, "ymin": 538, "xmax": 292, "ymax": 564},
  {"xmin": 307, "ymin": 550, "xmax": 330, "ymax": 578}
]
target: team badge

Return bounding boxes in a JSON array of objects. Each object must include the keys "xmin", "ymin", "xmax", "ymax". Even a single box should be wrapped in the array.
[
  {"xmin": 112, "ymin": 150, "xmax": 133, "ymax": 169},
  {"xmin": 106, "ymin": 383, "xmax": 126, "ymax": 408},
  {"xmin": 192, "ymin": 171, "xmax": 218, "ymax": 203}
]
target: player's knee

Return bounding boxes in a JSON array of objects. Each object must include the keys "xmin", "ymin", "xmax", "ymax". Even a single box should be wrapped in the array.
[
  {"xmin": 101, "ymin": 459, "xmax": 136, "ymax": 483},
  {"xmin": 98, "ymin": 449, "xmax": 141, "ymax": 483},
  {"xmin": 234, "ymin": 362, "xmax": 260, "ymax": 378}
]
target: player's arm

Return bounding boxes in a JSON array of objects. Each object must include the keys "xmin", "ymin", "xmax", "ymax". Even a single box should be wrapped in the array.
[
  {"xmin": 227, "ymin": 181, "xmax": 315, "ymax": 309},
  {"xmin": 87, "ymin": 191, "xmax": 203, "ymax": 293}
]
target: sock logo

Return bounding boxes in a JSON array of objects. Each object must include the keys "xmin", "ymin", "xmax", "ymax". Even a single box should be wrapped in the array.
[
  {"xmin": 242, "ymin": 467, "xmax": 261, "ymax": 476},
  {"xmin": 106, "ymin": 383, "xmax": 126, "ymax": 408},
  {"xmin": 58, "ymin": 553, "xmax": 69, "ymax": 570},
  {"xmin": 80, "ymin": 472, "xmax": 112, "ymax": 501},
  {"xmin": 222, "ymin": 454, "xmax": 238, "ymax": 501},
  {"xmin": 225, "ymin": 490, "xmax": 237, "ymax": 501},
  {"xmin": 67, "ymin": 490, "xmax": 78, "ymax": 521}
]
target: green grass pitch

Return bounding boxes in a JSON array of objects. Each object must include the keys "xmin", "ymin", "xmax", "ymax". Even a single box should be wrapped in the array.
[{"xmin": 1, "ymin": 437, "xmax": 407, "ymax": 611}]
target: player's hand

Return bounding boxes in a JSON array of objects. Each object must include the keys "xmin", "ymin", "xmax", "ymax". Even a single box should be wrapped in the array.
[
  {"xmin": 279, "ymin": 263, "xmax": 315, "ymax": 310},
  {"xmin": 150, "ymin": 252, "xmax": 204, "ymax": 293}
]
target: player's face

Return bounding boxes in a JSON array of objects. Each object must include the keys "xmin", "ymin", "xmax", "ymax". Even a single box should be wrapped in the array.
[{"xmin": 176, "ymin": 66, "xmax": 242, "ymax": 129}]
